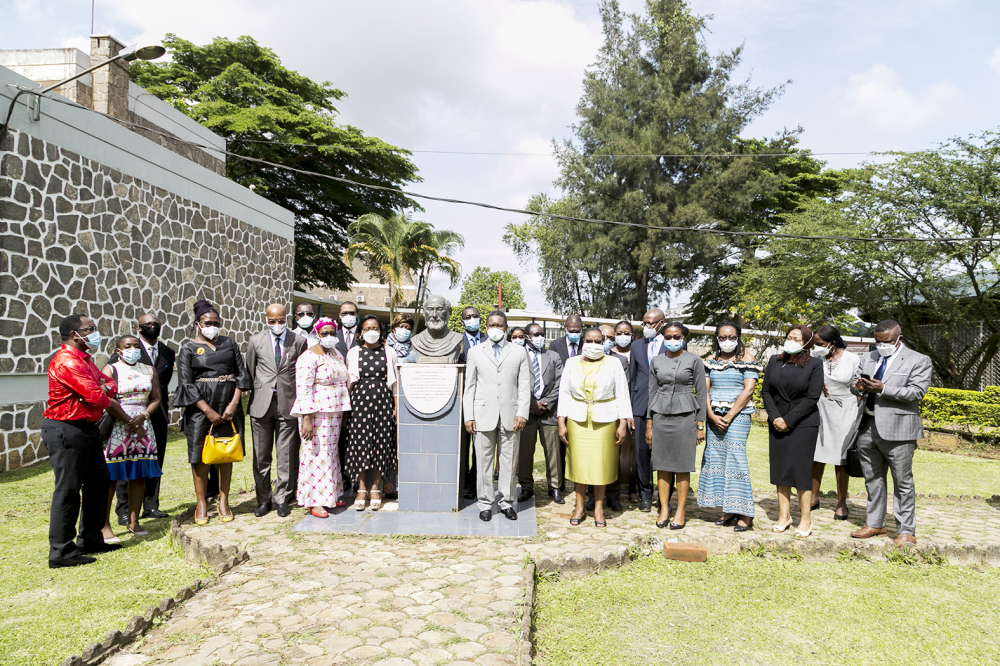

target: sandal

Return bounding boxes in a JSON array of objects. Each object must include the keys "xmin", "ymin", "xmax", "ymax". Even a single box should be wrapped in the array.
[
  {"xmin": 595, "ymin": 519, "xmax": 607, "ymax": 528},
  {"xmin": 354, "ymin": 490, "xmax": 368, "ymax": 511},
  {"xmin": 569, "ymin": 516, "xmax": 584, "ymax": 526},
  {"xmin": 127, "ymin": 526, "xmax": 148, "ymax": 537},
  {"xmin": 370, "ymin": 491, "xmax": 383, "ymax": 511}
]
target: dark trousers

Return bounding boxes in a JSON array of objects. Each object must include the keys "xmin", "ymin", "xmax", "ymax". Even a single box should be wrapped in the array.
[
  {"xmin": 115, "ymin": 409, "xmax": 168, "ymax": 517},
  {"xmin": 634, "ymin": 414, "xmax": 654, "ymax": 501},
  {"xmin": 44, "ymin": 418, "xmax": 110, "ymax": 562}
]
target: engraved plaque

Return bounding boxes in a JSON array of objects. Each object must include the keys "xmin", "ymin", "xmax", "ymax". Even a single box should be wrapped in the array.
[{"xmin": 401, "ymin": 365, "xmax": 458, "ymax": 415}]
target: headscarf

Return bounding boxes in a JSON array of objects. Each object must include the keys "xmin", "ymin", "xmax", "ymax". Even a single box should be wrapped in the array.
[
  {"xmin": 314, "ymin": 317, "xmax": 337, "ymax": 334},
  {"xmin": 386, "ymin": 330, "xmax": 412, "ymax": 359}
]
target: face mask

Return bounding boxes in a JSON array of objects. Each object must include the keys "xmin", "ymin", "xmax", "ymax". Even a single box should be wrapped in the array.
[
  {"xmin": 812, "ymin": 345, "xmax": 831, "ymax": 358},
  {"xmin": 782, "ymin": 340, "xmax": 803, "ymax": 355},
  {"xmin": 269, "ymin": 323, "xmax": 286, "ymax": 336},
  {"xmin": 566, "ymin": 331, "xmax": 582, "ymax": 344},
  {"xmin": 512, "ymin": 338, "xmax": 526, "ymax": 347},
  {"xmin": 615, "ymin": 335, "xmax": 632, "ymax": 348},
  {"xmin": 139, "ymin": 323, "xmax": 161, "ymax": 340},
  {"xmin": 530, "ymin": 335, "xmax": 545, "ymax": 350},
  {"xmin": 320, "ymin": 335, "xmax": 338, "ymax": 349},
  {"xmin": 394, "ymin": 327, "xmax": 411, "ymax": 342},
  {"xmin": 487, "ymin": 327, "xmax": 505, "ymax": 343},
  {"xmin": 341, "ymin": 315, "xmax": 357, "ymax": 329},
  {"xmin": 582, "ymin": 342, "xmax": 605, "ymax": 359},
  {"xmin": 642, "ymin": 325, "xmax": 658, "ymax": 340},
  {"xmin": 297, "ymin": 316, "xmax": 314, "ymax": 329},
  {"xmin": 876, "ymin": 339, "xmax": 899, "ymax": 358},
  {"xmin": 200, "ymin": 325, "xmax": 220, "ymax": 341},
  {"xmin": 719, "ymin": 339, "xmax": 738, "ymax": 353},
  {"xmin": 363, "ymin": 330, "xmax": 381, "ymax": 345},
  {"xmin": 122, "ymin": 348, "xmax": 142, "ymax": 364},
  {"xmin": 464, "ymin": 318, "xmax": 480, "ymax": 332},
  {"xmin": 664, "ymin": 339, "xmax": 683, "ymax": 352},
  {"xmin": 78, "ymin": 330, "xmax": 102, "ymax": 350},
  {"xmin": 603, "ymin": 339, "xmax": 614, "ymax": 354}
]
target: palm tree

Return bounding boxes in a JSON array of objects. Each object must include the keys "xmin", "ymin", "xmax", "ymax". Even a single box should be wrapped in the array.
[
  {"xmin": 346, "ymin": 213, "xmax": 431, "ymax": 320},
  {"xmin": 413, "ymin": 229, "xmax": 464, "ymax": 312}
]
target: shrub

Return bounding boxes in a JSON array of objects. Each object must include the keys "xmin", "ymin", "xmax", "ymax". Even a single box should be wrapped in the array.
[{"xmin": 921, "ymin": 387, "xmax": 1000, "ymax": 428}]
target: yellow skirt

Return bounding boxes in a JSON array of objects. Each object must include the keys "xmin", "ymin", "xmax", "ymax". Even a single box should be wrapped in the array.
[{"xmin": 565, "ymin": 417, "xmax": 618, "ymax": 486}]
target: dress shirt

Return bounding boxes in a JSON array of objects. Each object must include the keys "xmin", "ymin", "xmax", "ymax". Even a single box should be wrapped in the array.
[
  {"xmin": 343, "ymin": 327, "xmax": 356, "ymax": 349},
  {"xmin": 140, "ymin": 337, "xmax": 157, "ymax": 364},
  {"xmin": 42, "ymin": 344, "xmax": 113, "ymax": 421},
  {"xmin": 864, "ymin": 343, "xmax": 905, "ymax": 415},
  {"xmin": 647, "ymin": 334, "xmax": 664, "ymax": 363},
  {"xmin": 271, "ymin": 329, "xmax": 288, "ymax": 390},
  {"xmin": 528, "ymin": 347, "xmax": 545, "ymax": 398},
  {"xmin": 615, "ymin": 347, "xmax": 631, "ymax": 362},
  {"xmin": 567, "ymin": 340, "xmax": 579, "ymax": 358},
  {"xmin": 293, "ymin": 327, "xmax": 319, "ymax": 346},
  {"xmin": 465, "ymin": 331, "xmax": 483, "ymax": 348}
]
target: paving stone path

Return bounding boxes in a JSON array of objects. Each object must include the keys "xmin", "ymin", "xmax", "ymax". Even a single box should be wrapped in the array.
[{"xmin": 113, "ymin": 486, "xmax": 1000, "ymax": 666}]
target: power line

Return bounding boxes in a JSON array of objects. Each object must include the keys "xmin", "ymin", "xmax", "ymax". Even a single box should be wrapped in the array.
[{"xmin": 14, "ymin": 90, "xmax": 1000, "ymax": 246}]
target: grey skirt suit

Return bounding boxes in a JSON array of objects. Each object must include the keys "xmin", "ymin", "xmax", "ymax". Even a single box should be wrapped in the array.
[{"xmin": 648, "ymin": 351, "xmax": 707, "ymax": 473}]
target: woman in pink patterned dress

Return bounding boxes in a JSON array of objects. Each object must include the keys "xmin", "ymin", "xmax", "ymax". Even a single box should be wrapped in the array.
[{"xmin": 291, "ymin": 317, "xmax": 351, "ymax": 518}]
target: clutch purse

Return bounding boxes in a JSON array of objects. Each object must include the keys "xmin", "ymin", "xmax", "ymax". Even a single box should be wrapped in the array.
[{"xmin": 202, "ymin": 423, "xmax": 244, "ymax": 465}]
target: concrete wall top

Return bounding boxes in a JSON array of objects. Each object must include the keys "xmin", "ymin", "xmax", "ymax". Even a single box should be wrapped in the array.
[
  {"xmin": 0, "ymin": 64, "xmax": 294, "ymax": 240},
  {"xmin": 0, "ymin": 48, "xmax": 93, "ymax": 87},
  {"xmin": 128, "ymin": 82, "xmax": 227, "ymax": 153}
]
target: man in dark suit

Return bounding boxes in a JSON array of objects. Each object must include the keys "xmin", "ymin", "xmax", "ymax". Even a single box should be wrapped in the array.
[
  {"xmin": 113, "ymin": 312, "xmax": 175, "ymax": 524},
  {"xmin": 547, "ymin": 314, "xmax": 583, "ymax": 490},
  {"xmin": 458, "ymin": 306, "xmax": 488, "ymax": 499},
  {"xmin": 629, "ymin": 308, "xmax": 668, "ymax": 512},
  {"xmin": 245, "ymin": 304, "xmax": 309, "ymax": 518},
  {"xmin": 334, "ymin": 301, "xmax": 361, "ymax": 357},
  {"xmin": 517, "ymin": 323, "xmax": 565, "ymax": 504}
]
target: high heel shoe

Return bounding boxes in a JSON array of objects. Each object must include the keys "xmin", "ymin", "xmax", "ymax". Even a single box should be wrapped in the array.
[
  {"xmin": 127, "ymin": 526, "xmax": 148, "ymax": 537},
  {"xmin": 594, "ymin": 519, "xmax": 607, "ymax": 528},
  {"xmin": 716, "ymin": 515, "xmax": 738, "ymax": 527},
  {"xmin": 795, "ymin": 526, "xmax": 812, "ymax": 538},
  {"xmin": 734, "ymin": 518, "xmax": 754, "ymax": 532},
  {"xmin": 655, "ymin": 519, "xmax": 670, "ymax": 529},
  {"xmin": 194, "ymin": 516, "xmax": 209, "ymax": 526},
  {"xmin": 772, "ymin": 520, "xmax": 792, "ymax": 533},
  {"xmin": 810, "ymin": 501, "xmax": 820, "ymax": 511},
  {"xmin": 569, "ymin": 516, "xmax": 583, "ymax": 526},
  {"xmin": 834, "ymin": 507, "xmax": 849, "ymax": 521},
  {"xmin": 669, "ymin": 521, "xmax": 685, "ymax": 530},
  {"xmin": 354, "ymin": 490, "xmax": 368, "ymax": 511}
]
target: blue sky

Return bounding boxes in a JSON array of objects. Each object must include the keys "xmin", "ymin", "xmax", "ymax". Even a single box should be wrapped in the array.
[{"xmin": 4, "ymin": 0, "xmax": 999, "ymax": 312}]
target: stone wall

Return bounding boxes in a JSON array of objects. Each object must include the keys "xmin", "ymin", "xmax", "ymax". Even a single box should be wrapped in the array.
[{"xmin": 0, "ymin": 128, "xmax": 294, "ymax": 471}]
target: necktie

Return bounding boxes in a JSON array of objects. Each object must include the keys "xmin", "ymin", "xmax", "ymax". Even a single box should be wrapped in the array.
[
  {"xmin": 274, "ymin": 335, "xmax": 282, "ymax": 367},
  {"xmin": 865, "ymin": 357, "xmax": 887, "ymax": 411},
  {"xmin": 494, "ymin": 343, "xmax": 502, "ymax": 362},
  {"xmin": 648, "ymin": 339, "xmax": 657, "ymax": 366},
  {"xmin": 345, "ymin": 330, "xmax": 353, "ymax": 347},
  {"xmin": 569, "ymin": 342, "xmax": 577, "ymax": 357},
  {"xmin": 149, "ymin": 343, "xmax": 157, "ymax": 365},
  {"xmin": 531, "ymin": 351, "xmax": 542, "ymax": 399}
]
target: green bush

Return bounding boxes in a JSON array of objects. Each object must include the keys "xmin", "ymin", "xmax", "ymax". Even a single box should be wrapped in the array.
[{"xmin": 921, "ymin": 387, "xmax": 1000, "ymax": 428}]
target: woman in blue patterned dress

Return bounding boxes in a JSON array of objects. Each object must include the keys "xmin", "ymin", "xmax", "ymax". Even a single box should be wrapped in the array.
[{"xmin": 697, "ymin": 322, "xmax": 761, "ymax": 532}]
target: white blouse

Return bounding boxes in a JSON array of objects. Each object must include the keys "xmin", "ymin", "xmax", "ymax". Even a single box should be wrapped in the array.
[
  {"xmin": 345, "ymin": 345, "xmax": 399, "ymax": 392},
  {"xmin": 556, "ymin": 356, "xmax": 633, "ymax": 424}
]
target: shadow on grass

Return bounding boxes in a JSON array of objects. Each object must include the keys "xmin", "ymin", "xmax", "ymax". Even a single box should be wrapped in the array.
[{"xmin": 0, "ymin": 461, "xmax": 53, "ymax": 484}]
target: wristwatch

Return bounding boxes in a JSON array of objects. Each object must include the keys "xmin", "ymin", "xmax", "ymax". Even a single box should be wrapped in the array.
[{"xmin": 696, "ymin": 422, "xmax": 704, "ymax": 431}]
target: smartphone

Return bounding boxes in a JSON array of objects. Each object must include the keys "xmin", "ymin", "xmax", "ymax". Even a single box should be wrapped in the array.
[{"xmin": 860, "ymin": 373, "xmax": 871, "ymax": 381}]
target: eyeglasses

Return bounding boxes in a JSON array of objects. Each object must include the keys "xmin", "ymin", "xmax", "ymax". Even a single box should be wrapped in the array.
[
  {"xmin": 294, "ymin": 311, "xmax": 315, "ymax": 318},
  {"xmin": 664, "ymin": 334, "xmax": 684, "ymax": 340},
  {"xmin": 462, "ymin": 315, "xmax": 478, "ymax": 320},
  {"xmin": 717, "ymin": 335, "xmax": 738, "ymax": 342},
  {"xmin": 76, "ymin": 326, "xmax": 97, "ymax": 334},
  {"xmin": 317, "ymin": 330, "xmax": 337, "ymax": 338}
]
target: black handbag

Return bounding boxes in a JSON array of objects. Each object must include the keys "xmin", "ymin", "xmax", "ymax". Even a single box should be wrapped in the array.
[
  {"xmin": 843, "ymin": 434, "xmax": 865, "ymax": 478},
  {"xmin": 97, "ymin": 412, "xmax": 115, "ymax": 442}
]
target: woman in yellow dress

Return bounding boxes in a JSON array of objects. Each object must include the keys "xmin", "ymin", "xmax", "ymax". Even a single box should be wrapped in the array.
[{"xmin": 557, "ymin": 328, "xmax": 633, "ymax": 527}]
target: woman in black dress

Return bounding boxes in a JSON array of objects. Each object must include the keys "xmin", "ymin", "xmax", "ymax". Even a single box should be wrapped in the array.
[
  {"xmin": 761, "ymin": 325, "xmax": 823, "ymax": 537},
  {"xmin": 173, "ymin": 300, "xmax": 251, "ymax": 525},
  {"xmin": 344, "ymin": 315, "xmax": 398, "ymax": 511}
]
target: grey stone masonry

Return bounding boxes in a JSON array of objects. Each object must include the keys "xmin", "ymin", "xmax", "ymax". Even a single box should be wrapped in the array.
[{"xmin": 0, "ymin": 127, "xmax": 295, "ymax": 471}]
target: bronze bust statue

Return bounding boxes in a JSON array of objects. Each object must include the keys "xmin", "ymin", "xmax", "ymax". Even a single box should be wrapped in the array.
[{"xmin": 412, "ymin": 294, "xmax": 463, "ymax": 363}]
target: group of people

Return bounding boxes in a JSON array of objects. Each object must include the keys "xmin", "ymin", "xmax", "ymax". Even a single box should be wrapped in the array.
[{"xmin": 42, "ymin": 297, "xmax": 931, "ymax": 567}]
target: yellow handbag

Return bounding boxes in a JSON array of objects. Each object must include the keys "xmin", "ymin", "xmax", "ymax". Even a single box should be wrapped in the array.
[{"xmin": 202, "ymin": 423, "xmax": 244, "ymax": 465}]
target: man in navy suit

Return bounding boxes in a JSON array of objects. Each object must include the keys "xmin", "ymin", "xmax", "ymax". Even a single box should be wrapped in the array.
[
  {"xmin": 110, "ymin": 313, "xmax": 175, "ymax": 523},
  {"xmin": 629, "ymin": 308, "xmax": 668, "ymax": 512},
  {"xmin": 458, "ymin": 306, "xmax": 488, "ymax": 498}
]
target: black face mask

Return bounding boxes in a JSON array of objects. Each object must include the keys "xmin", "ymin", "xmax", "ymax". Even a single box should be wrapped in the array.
[{"xmin": 139, "ymin": 323, "xmax": 161, "ymax": 341}]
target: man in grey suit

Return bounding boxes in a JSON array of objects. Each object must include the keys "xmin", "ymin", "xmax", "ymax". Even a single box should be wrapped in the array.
[
  {"xmin": 517, "ymin": 323, "xmax": 564, "ymax": 504},
  {"xmin": 463, "ymin": 310, "xmax": 531, "ymax": 522},
  {"xmin": 245, "ymin": 303, "xmax": 309, "ymax": 518},
  {"xmin": 851, "ymin": 319, "xmax": 932, "ymax": 546}
]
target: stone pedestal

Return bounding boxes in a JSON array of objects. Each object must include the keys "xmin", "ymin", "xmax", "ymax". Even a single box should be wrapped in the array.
[{"xmin": 397, "ymin": 364, "xmax": 465, "ymax": 512}]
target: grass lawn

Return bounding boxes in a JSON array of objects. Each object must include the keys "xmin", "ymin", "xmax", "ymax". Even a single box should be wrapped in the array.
[
  {"xmin": 0, "ymin": 430, "xmax": 256, "ymax": 666},
  {"xmin": 533, "ymin": 554, "xmax": 1000, "ymax": 666}
]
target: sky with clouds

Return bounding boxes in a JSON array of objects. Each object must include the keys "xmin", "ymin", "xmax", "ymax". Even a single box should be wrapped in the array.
[{"xmin": 4, "ymin": 0, "xmax": 999, "ymax": 312}]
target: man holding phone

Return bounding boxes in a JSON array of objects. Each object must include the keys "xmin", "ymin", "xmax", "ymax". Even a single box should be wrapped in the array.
[{"xmin": 850, "ymin": 320, "xmax": 932, "ymax": 546}]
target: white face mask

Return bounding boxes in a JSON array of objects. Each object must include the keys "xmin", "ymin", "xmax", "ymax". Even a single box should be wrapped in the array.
[
  {"xmin": 642, "ymin": 325, "xmax": 659, "ymax": 340},
  {"xmin": 320, "ymin": 335, "xmax": 338, "ymax": 349},
  {"xmin": 122, "ymin": 347, "xmax": 142, "ymax": 364},
  {"xmin": 615, "ymin": 334, "xmax": 632, "ymax": 348},
  {"xmin": 362, "ymin": 329, "xmax": 381, "ymax": 345},
  {"xmin": 782, "ymin": 340, "xmax": 803, "ymax": 355},
  {"xmin": 341, "ymin": 315, "xmax": 357, "ymax": 329},
  {"xmin": 269, "ymin": 323, "xmax": 286, "ymax": 336},
  {"xmin": 394, "ymin": 327, "xmax": 411, "ymax": 342},
  {"xmin": 719, "ymin": 339, "xmax": 738, "ymax": 353},
  {"xmin": 200, "ymin": 325, "xmax": 220, "ymax": 341},
  {"xmin": 530, "ymin": 335, "xmax": 545, "ymax": 349},
  {"xmin": 582, "ymin": 342, "xmax": 605, "ymax": 359},
  {"xmin": 876, "ymin": 338, "xmax": 899, "ymax": 358},
  {"xmin": 812, "ymin": 344, "xmax": 831, "ymax": 358},
  {"xmin": 487, "ymin": 327, "xmax": 505, "ymax": 343},
  {"xmin": 297, "ymin": 315, "xmax": 314, "ymax": 329}
]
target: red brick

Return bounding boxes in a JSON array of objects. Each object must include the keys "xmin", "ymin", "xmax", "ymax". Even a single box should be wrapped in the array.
[{"xmin": 662, "ymin": 542, "xmax": 708, "ymax": 563}]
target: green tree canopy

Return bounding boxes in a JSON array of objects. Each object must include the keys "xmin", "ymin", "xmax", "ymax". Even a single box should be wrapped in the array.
[
  {"xmin": 131, "ymin": 34, "xmax": 420, "ymax": 290},
  {"xmin": 447, "ymin": 267, "xmax": 527, "ymax": 332}
]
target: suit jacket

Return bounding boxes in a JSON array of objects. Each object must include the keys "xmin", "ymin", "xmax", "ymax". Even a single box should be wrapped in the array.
[
  {"xmin": 648, "ymin": 351, "xmax": 707, "ymax": 421},
  {"xmin": 335, "ymin": 327, "xmax": 361, "ymax": 358},
  {"xmin": 458, "ymin": 330, "xmax": 488, "ymax": 364},
  {"xmin": 526, "ymin": 347, "xmax": 563, "ymax": 426},
  {"xmin": 548, "ymin": 335, "xmax": 582, "ymax": 364},
  {"xmin": 556, "ymin": 356, "xmax": 632, "ymax": 423},
  {"xmin": 245, "ymin": 329, "xmax": 308, "ymax": 419},
  {"xmin": 851, "ymin": 345, "xmax": 932, "ymax": 441},
  {"xmin": 463, "ymin": 339, "xmax": 531, "ymax": 431},
  {"xmin": 628, "ymin": 338, "xmax": 668, "ymax": 418},
  {"xmin": 108, "ymin": 340, "xmax": 175, "ymax": 419},
  {"xmin": 761, "ymin": 355, "xmax": 824, "ymax": 429}
]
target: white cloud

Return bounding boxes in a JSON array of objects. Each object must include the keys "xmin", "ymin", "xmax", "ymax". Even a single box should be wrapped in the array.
[
  {"xmin": 990, "ymin": 46, "xmax": 1000, "ymax": 75},
  {"xmin": 840, "ymin": 63, "xmax": 961, "ymax": 131}
]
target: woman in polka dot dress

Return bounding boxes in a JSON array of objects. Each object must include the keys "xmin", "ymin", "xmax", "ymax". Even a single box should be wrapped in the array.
[{"xmin": 344, "ymin": 315, "xmax": 399, "ymax": 510}]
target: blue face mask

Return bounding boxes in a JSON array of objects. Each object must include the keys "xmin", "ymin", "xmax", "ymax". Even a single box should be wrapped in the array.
[
  {"xmin": 512, "ymin": 338, "xmax": 526, "ymax": 347},
  {"xmin": 464, "ymin": 317, "xmax": 480, "ymax": 332},
  {"xmin": 664, "ymin": 339, "xmax": 684, "ymax": 352},
  {"xmin": 603, "ymin": 339, "xmax": 614, "ymax": 354},
  {"xmin": 78, "ymin": 330, "xmax": 102, "ymax": 350},
  {"xmin": 122, "ymin": 347, "xmax": 142, "ymax": 364},
  {"xmin": 566, "ymin": 331, "xmax": 582, "ymax": 344},
  {"xmin": 615, "ymin": 334, "xmax": 632, "ymax": 348},
  {"xmin": 530, "ymin": 335, "xmax": 545, "ymax": 350}
]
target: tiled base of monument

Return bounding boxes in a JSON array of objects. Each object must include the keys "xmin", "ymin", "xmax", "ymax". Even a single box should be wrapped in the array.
[{"xmin": 292, "ymin": 492, "xmax": 537, "ymax": 537}]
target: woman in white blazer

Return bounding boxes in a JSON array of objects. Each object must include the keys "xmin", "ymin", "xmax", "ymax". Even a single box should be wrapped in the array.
[{"xmin": 558, "ymin": 328, "xmax": 633, "ymax": 527}]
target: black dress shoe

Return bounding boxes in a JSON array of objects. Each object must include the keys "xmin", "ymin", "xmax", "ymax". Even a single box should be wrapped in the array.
[
  {"xmin": 117, "ymin": 513, "xmax": 128, "ymax": 527},
  {"xmin": 79, "ymin": 542, "xmax": 122, "ymax": 554},
  {"xmin": 142, "ymin": 509, "xmax": 170, "ymax": 519},
  {"xmin": 548, "ymin": 488, "xmax": 565, "ymax": 504},
  {"xmin": 49, "ymin": 555, "xmax": 96, "ymax": 569},
  {"xmin": 607, "ymin": 497, "xmax": 623, "ymax": 512},
  {"xmin": 517, "ymin": 488, "xmax": 534, "ymax": 503},
  {"xmin": 254, "ymin": 503, "xmax": 271, "ymax": 517},
  {"xmin": 638, "ymin": 498, "xmax": 652, "ymax": 513},
  {"xmin": 464, "ymin": 488, "xmax": 477, "ymax": 500},
  {"xmin": 276, "ymin": 504, "xmax": 291, "ymax": 517},
  {"xmin": 479, "ymin": 510, "xmax": 492, "ymax": 522},
  {"xmin": 502, "ymin": 507, "xmax": 518, "ymax": 521}
]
